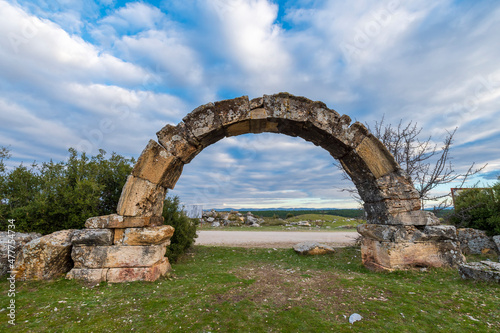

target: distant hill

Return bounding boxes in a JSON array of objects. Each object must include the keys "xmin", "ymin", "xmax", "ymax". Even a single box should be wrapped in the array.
[{"xmin": 204, "ymin": 208, "xmax": 364, "ymax": 219}]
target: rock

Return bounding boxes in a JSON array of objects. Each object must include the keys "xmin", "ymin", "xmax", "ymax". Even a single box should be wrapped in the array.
[
  {"xmin": 293, "ymin": 242, "xmax": 335, "ymax": 255},
  {"xmin": 457, "ymin": 228, "xmax": 497, "ymax": 254},
  {"xmin": 85, "ymin": 214, "xmax": 164, "ymax": 229},
  {"xmin": 0, "ymin": 232, "xmax": 41, "ymax": 276},
  {"xmin": 71, "ymin": 229, "xmax": 114, "ymax": 246},
  {"xmin": 114, "ymin": 225, "xmax": 175, "ymax": 246},
  {"xmin": 298, "ymin": 221, "xmax": 311, "ymax": 227},
  {"xmin": 361, "ymin": 238, "xmax": 464, "ymax": 271},
  {"xmin": 106, "ymin": 258, "xmax": 171, "ymax": 283},
  {"xmin": 459, "ymin": 261, "xmax": 500, "ymax": 283},
  {"xmin": 422, "ymin": 225, "xmax": 458, "ymax": 241},
  {"xmin": 72, "ymin": 243, "xmax": 167, "ymax": 269},
  {"xmin": 250, "ymin": 223, "xmax": 261, "ymax": 227},
  {"xmin": 207, "ymin": 217, "xmax": 215, "ymax": 222},
  {"xmin": 66, "ymin": 268, "xmax": 109, "ymax": 285},
  {"xmin": 14, "ymin": 230, "xmax": 75, "ymax": 281},
  {"xmin": 116, "ymin": 175, "xmax": 166, "ymax": 217},
  {"xmin": 212, "ymin": 221, "xmax": 220, "ymax": 227},
  {"xmin": 493, "ymin": 235, "xmax": 500, "ymax": 253}
]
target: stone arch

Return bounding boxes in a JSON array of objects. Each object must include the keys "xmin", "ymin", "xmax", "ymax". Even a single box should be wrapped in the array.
[
  {"xmin": 68, "ymin": 93, "xmax": 464, "ymax": 283},
  {"xmin": 118, "ymin": 93, "xmax": 427, "ymax": 226}
]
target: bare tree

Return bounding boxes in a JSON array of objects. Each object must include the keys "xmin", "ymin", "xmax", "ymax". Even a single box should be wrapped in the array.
[{"xmin": 337, "ymin": 117, "xmax": 486, "ymax": 210}]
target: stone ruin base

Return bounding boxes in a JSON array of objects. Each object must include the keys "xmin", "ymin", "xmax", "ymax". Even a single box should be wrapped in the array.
[
  {"xmin": 358, "ymin": 224, "xmax": 464, "ymax": 271},
  {"xmin": 66, "ymin": 214, "xmax": 173, "ymax": 284}
]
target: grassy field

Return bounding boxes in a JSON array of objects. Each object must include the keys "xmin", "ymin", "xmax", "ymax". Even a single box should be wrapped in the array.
[
  {"xmin": 200, "ymin": 214, "xmax": 362, "ymax": 231},
  {"xmin": 1, "ymin": 246, "xmax": 499, "ymax": 332}
]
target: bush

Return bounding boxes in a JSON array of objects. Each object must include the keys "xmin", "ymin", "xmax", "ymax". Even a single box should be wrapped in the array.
[
  {"xmin": 162, "ymin": 195, "xmax": 198, "ymax": 262},
  {"xmin": 448, "ymin": 182, "xmax": 500, "ymax": 236},
  {"xmin": 0, "ymin": 147, "xmax": 134, "ymax": 234},
  {"xmin": 285, "ymin": 213, "xmax": 294, "ymax": 219}
]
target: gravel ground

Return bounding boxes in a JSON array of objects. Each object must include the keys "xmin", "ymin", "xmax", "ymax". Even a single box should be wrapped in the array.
[{"xmin": 195, "ymin": 230, "xmax": 359, "ymax": 248}]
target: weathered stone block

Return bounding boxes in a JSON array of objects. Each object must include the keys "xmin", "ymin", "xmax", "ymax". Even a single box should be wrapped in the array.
[
  {"xmin": 250, "ymin": 97, "xmax": 263, "ymax": 109},
  {"xmin": 0, "ymin": 232, "xmax": 41, "ymax": 276},
  {"xmin": 361, "ymin": 237, "xmax": 464, "ymax": 271},
  {"xmin": 14, "ymin": 230, "xmax": 75, "ymax": 281},
  {"xmin": 85, "ymin": 214, "xmax": 123, "ymax": 229},
  {"xmin": 422, "ymin": 225, "xmax": 457, "ymax": 241},
  {"xmin": 355, "ymin": 134, "xmax": 398, "ymax": 179},
  {"xmin": 66, "ymin": 268, "xmax": 109, "ymax": 284},
  {"xmin": 493, "ymin": 235, "xmax": 500, "ymax": 253},
  {"xmin": 356, "ymin": 170, "xmax": 420, "ymax": 203},
  {"xmin": 85, "ymin": 215, "xmax": 164, "ymax": 229},
  {"xmin": 340, "ymin": 150, "xmax": 375, "ymax": 185},
  {"xmin": 387, "ymin": 211, "xmax": 439, "ymax": 226},
  {"xmin": 457, "ymin": 228, "xmax": 498, "ymax": 254},
  {"xmin": 357, "ymin": 224, "xmax": 425, "ymax": 243},
  {"xmin": 335, "ymin": 122, "xmax": 370, "ymax": 151},
  {"xmin": 71, "ymin": 229, "xmax": 114, "ymax": 246},
  {"xmin": 459, "ymin": 261, "xmax": 500, "ymax": 283},
  {"xmin": 263, "ymin": 93, "xmax": 313, "ymax": 121},
  {"xmin": 157, "ymin": 122, "xmax": 202, "ymax": 163},
  {"xmin": 131, "ymin": 140, "xmax": 184, "ymax": 188},
  {"xmin": 114, "ymin": 229, "xmax": 125, "ymax": 245},
  {"xmin": 364, "ymin": 201, "xmax": 423, "ymax": 224},
  {"xmin": 215, "ymin": 96, "xmax": 250, "ymax": 127},
  {"xmin": 182, "ymin": 102, "xmax": 225, "ymax": 147},
  {"xmin": 114, "ymin": 225, "xmax": 175, "ymax": 246},
  {"xmin": 106, "ymin": 258, "xmax": 171, "ymax": 283},
  {"xmin": 117, "ymin": 175, "xmax": 166, "ymax": 217},
  {"xmin": 72, "ymin": 243, "xmax": 167, "ymax": 269}
]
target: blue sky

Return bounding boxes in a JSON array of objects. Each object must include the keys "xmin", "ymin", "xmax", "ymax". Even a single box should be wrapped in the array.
[{"xmin": 1, "ymin": 0, "xmax": 499, "ymax": 209}]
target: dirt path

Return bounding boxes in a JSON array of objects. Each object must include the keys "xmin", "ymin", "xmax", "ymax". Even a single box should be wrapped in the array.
[{"xmin": 195, "ymin": 230, "xmax": 359, "ymax": 248}]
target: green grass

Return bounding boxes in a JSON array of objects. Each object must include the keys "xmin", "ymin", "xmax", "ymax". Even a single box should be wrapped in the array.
[
  {"xmin": 200, "ymin": 214, "xmax": 362, "ymax": 231},
  {"xmin": 1, "ymin": 246, "xmax": 499, "ymax": 332}
]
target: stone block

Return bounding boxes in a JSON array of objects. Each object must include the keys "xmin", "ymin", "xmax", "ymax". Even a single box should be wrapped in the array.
[
  {"xmin": 361, "ymin": 237, "xmax": 464, "ymax": 271},
  {"xmin": 0, "ymin": 232, "xmax": 41, "ymax": 276},
  {"xmin": 354, "ymin": 134, "xmax": 398, "ymax": 179},
  {"xmin": 387, "ymin": 210, "xmax": 440, "ymax": 226},
  {"xmin": 71, "ymin": 229, "xmax": 114, "ymax": 246},
  {"xmin": 215, "ymin": 95, "xmax": 250, "ymax": 127},
  {"xmin": 422, "ymin": 225, "xmax": 458, "ymax": 241},
  {"xmin": 182, "ymin": 102, "xmax": 225, "ymax": 147},
  {"xmin": 85, "ymin": 214, "xmax": 124, "ymax": 229},
  {"xmin": 66, "ymin": 268, "xmax": 109, "ymax": 284},
  {"xmin": 250, "ymin": 97, "xmax": 263, "ymax": 109},
  {"xmin": 85, "ymin": 215, "xmax": 164, "ymax": 229},
  {"xmin": 14, "ymin": 230, "xmax": 75, "ymax": 281},
  {"xmin": 131, "ymin": 140, "xmax": 184, "ymax": 188},
  {"xmin": 72, "ymin": 243, "xmax": 167, "ymax": 269},
  {"xmin": 263, "ymin": 93, "xmax": 313, "ymax": 121},
  {"xmin": 357, "ymin": 224, "xmax": 425, "ymax": 243},
  {"xmin": 114, "ymin": 229, "xmax": 125, "ymax": 245},
  {"xmin": 459, "ymin": 261, "xmax": 500, "ymax": 283},
  {"xmin": 114, "ymin": 225, "xmax": 175, "ymax": 246},
  {"xmin": 117, "ymin": 175, "xmax": 166, "ymax": 217},
  {"xmin": 157, "ymin": 122, "xmax": 202, "ymax": 163},
  {"xmin": 106, "ymin": 258, "xmax": 171, "ymax": 283},
  {"xmin": 457, "ymin": 228, "xmax": 498, "ymax": 254},
  {"xmin": 356, "ymin": 170, "xmax": 420, "ymax": 203},
  {"xmin": 493, "ymin": 235, "xmax": 500, "ymax": 253},
  {"xmin": 335, "ymin": 121, "xmax": 370, "ymax": 151},
  {"xmin": 364, "ymin": 201, "xmax": 423, "ymax": 224}
]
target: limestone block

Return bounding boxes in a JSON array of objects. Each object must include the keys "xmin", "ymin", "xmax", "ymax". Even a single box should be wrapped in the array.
[
  {"xmin": 182, "ymin": 102, "xmax": 225, "ymax": 147},
  {"xmin": 293, "ymin": 242, "xmax": 335, "ymax": 255},
  {"xmin": 85, "ymin": 215, "xmax": 164, "ymax": 229},
  {"xmin": 457, "ymin": 228, "xmax": 498, "ymax": 254},
  {"xmin": 0, "ymin": 232, "xmax": 41, "ymax": 276},
  {"xmin": 263, "ymin": 93, "xmax": 313, "ymax": 121},
  {"xmin": 71, "ymin": 229, "xmax": 114, "ymax": 246},
  {"xmin": 66, "ymin": 268, "xmax": 109, "ymax": 284},
  {"xmin": 335, "ymin": 122, "xmax": 370, "ymax": 151},
  {"xmin": 493, "ymin": 235, "xmax": 500, "ymax": 253},
  {"xmin": 459, "ymin": 261, "xmax": 500, "ymax": 283},
  {"xmin": 422, "ymin": 225, "xmax": 458, "ymax": 241},
  {"xmin": 117, "ymin": 175, "xmax": 166, "ymax": 217},
  {"xmin": 339, "ymin": 150, "xmax": 375, "ymax": 185},
  {"xmin": 114, "ymin": 225, "xmax": 175, "ymax": 246},
  {"xmin": 356, "ymin": 170, "xmax": 420, "ymax": 203},
  {"xmin": 357, "ymin": 224, "xmax": 425, "ymax": 243},
  {"xmin": 156, "ymin": 122, "xmax": 202, "ymax": 163},
  {"xmin": 131, "ymin": 140, "xmax": 184, "ymax": 188},
  {"xmin": 361, "ymin": 237, "xmax": 464, "ymax": 271},
  {"xmin": 106, "ymin": 258, "xmax": 171, "ymax": 283},
  {"xmin": 354, "ymin": 134, "xmax": 398, "ymax": 179},
  {"xmin": 364, "ymin": 201, "xmax": 423, "ymax": 224},
  {"xmin": 14, "ymin": 230, "xmax": 75, "ymax": 281},
  {"xmin": 72, "ymin": 243, "xmax": 167, "ymax": 269},
  {"xmin": 215, "ymin": 95, "xmax": 250, "ymax": 127}
]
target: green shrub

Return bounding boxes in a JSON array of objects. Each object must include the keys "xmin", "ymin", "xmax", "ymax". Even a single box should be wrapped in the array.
[
  {"xmin": 162, "ymin": 195, "xmax": 198, "ymax": 262},
  {"xmin": 285, "ymin": 213, "xmax": 294, "ymax": 219},
  {"xmin": 448, "ymin": 182, "xmax": 500, "ymax": 236}
]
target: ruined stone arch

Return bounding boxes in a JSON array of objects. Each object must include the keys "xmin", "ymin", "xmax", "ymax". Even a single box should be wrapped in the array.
[
  {"xmin": 68, "ymin": 93, "xmax": 464, "ymax": 283},
  {"xmin": 118, "ymin": 93, "xmax": 428, "ymax": 226}
]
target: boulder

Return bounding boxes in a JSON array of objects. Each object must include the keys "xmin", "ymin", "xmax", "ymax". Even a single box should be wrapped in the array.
[
  {"xmin": 114, "ymin": 225, "xmax": 174, "ymax": 246},
  {"xmin": 71, "ymin": 229, "xmax": 114, "ymax": 246},
  {"xmin": 106, "ymin": 258, "xmax": 171, "ymax": 283},
  {"xmin": 14, "ymin": 230, "xmax": 75, "ymax": 280},
  {"xmin": 493, "ymin": 235, "xmax": 500, "ymax": 253},
  {"xmin": 293, "ymin": 242, "xmax": 335, "ymax": 255},
  {"xmin": 0, "ymin": 232, "xmax": 41, "ymax": 276},
  {"xmin": 459, "ymin": 261, "xmax": 500, "ymax": 283},
  {"xmin": 457, "ymin": 228, "xmax": 497, "ymax": 254}
]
